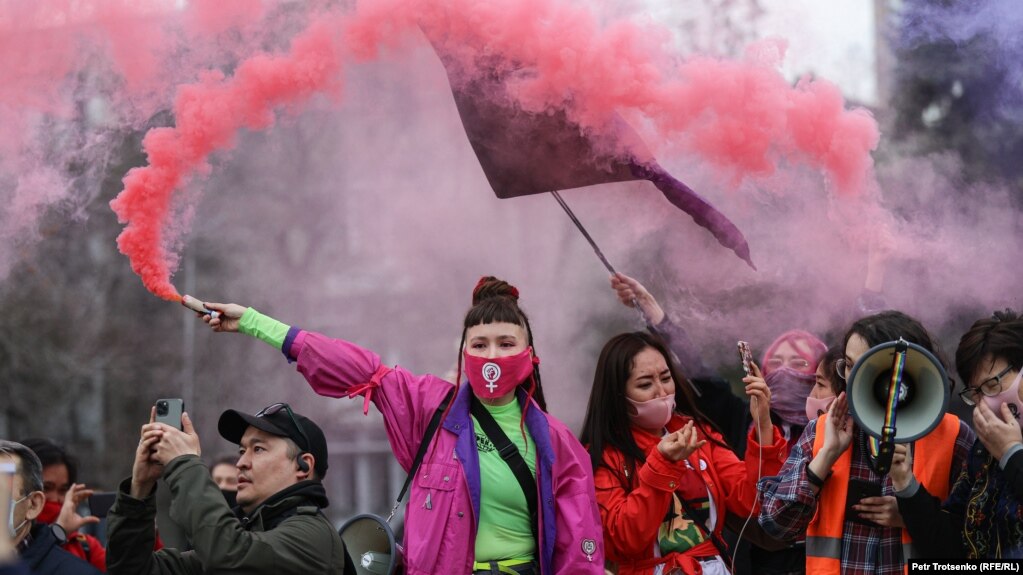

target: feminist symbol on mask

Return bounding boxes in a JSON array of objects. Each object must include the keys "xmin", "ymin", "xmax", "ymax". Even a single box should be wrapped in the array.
[{"xmin": 482, "ymin": 363, "xmax": 501, "ymax": 394}]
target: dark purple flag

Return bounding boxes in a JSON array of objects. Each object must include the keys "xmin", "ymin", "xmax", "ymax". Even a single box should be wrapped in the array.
[{"xmin": 430, "ymin": 44, "xmax": 755, "ymax": 269}]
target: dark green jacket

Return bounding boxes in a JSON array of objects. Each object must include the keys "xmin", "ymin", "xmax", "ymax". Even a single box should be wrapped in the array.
[{"xmin": 106, "ymin": 455, "xmax": 348, "ymax": 574}]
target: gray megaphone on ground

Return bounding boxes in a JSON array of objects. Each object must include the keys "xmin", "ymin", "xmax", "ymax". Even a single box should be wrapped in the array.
[
  {"xmin": 338, "ymin": 514, "xmax": 403, "ymax": 575},
  {"xmin": 847, "ymin": 339, "xmax": 949, "ymax": 473}
]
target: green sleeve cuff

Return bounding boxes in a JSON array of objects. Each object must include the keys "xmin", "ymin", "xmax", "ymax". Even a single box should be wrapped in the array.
[{"xmin": 239, "ymin": 308, "xmax": 291, "ymax": 349}]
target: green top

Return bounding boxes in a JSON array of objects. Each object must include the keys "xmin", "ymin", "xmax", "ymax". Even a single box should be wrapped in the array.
[
  {"xmin": 472, "ymin": 400, "xmax": 537, "ymax": 563},
  {"xmin": 239, "ymin": 308, "xmax": 290, "ymax": 349}
]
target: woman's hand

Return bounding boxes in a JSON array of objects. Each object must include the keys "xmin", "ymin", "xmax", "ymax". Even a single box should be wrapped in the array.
[
  {"xmin": 609, "ymin": 273, "xmax": 665, "ymax": 325},
  {"xmin": 657, "ymin": 420, "xmax": 707, "ymax": 462},
  {"xmin": 743, "ymin": 362, "xmax": 774, "ymax": 441},
  {"xmin": 820, "ymin": 392, "xmax": 854, "ymax": 461},
  {"xmin": 853, "ymin": 496, "xmax": 905, "ymax": 528},
  {"xmin": 808, "ymin": 392, "xmax": 854, "ymax": 484},
  {"xmin": 200, "ymin": 302, "xmax": 247, "ymax": 333},
  {"xmin": 56, "ymin": 483, "xmax": 100, "ymax": 533},
  {"xmin": 973, "ymin": 400, "xmax": 1023, "ymax": 460},
  {"xmin": 889, "ymin": 443, "xmax": 914, "ymax": 492}
]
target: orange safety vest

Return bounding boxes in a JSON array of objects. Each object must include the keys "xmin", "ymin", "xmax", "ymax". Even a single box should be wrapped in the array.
[{"xmin": 805, "ymin": 413, "xmax": 960, "ymax": 575}]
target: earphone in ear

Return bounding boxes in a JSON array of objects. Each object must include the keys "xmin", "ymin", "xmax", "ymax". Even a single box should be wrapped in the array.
[{"xmin": 297, "ymin": 457, "xmax": 310, "ymax": 474}]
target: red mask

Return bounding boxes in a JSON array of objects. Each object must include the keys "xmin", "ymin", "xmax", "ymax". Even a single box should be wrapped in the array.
[
  {"xmin": 463, "ymin": 347, "xmax": 537, "ymax": 398},
  {"xmin": 37, "ymin": 500, "xmax": 63, "ymax": 524}
]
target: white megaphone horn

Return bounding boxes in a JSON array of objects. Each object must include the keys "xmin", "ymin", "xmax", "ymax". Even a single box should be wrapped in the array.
[
  {"xmin": 847, "ymin": 338, "xmax": 949, "ymax": 474},
  {"xmin": 338, "ymin": 514, "xmax": 404, "ymax": 575}
]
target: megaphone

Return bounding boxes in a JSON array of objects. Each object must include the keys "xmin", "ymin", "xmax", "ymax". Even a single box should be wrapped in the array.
[
  {"xmin": 847, "ymin": 339, "xmax": 949, "ymax": 473},
  {"xmin": 338, "ymin": 514, "xmax": 404, "ymax": 575}
]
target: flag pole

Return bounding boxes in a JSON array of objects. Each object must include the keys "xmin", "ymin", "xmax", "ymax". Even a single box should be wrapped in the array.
[{"xmin": 550, "ymin": 190, "xmax": 702, "ymax": 396}]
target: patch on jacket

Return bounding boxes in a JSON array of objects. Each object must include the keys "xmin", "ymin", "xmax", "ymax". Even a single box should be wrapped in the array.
[{"xmin": 475, "ymin": 431, "xmax": 496, "ymax": 453}]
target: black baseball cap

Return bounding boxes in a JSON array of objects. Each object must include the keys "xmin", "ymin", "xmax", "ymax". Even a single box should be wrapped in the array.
[{"xmin": 218, "ymin": 403, "xmax": 329, "ymax": 478}]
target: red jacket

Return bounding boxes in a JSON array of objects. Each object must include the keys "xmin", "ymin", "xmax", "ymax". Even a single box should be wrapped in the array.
[
  {"xmin": 63, "ymin": 532, "xmax": 106, "ymax": 572},
  {"xmin": 595, "ymin": 415, "xmax": 787, "ymax": 575}
]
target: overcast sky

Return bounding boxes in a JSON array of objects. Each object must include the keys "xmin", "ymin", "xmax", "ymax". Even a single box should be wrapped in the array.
[
  {"xmin": 639, "ymin": 0, "xmax": 879, "ymax": 105},
  {"xmin": 758, "ymin": 0, "xmax": 877, "ymax": 104}
]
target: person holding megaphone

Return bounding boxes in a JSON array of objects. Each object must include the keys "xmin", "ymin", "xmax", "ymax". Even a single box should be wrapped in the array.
[
  {"xmin": 892, "ymin": 309, "xmax": 1023, "ymax": 559},
  {"xmin": 759, "ymin": 311, "xmax": 975, "ymax": 575}
]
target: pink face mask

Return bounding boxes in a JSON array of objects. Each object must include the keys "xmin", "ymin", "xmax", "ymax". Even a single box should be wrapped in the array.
[
  {"xmin": 626, "ymin": 395, "xmax": 676, "ymax": 430},
  {"xmin": 982, "ymin": 369, "xmax": 1023, "ymax": 424},
  {"xmin": 805, "ymin": 395, "xmax": 834, "ymax": 422},
  {"xmin": 463, "ymin": 347, "xmax": 536, "ymax": 398}
]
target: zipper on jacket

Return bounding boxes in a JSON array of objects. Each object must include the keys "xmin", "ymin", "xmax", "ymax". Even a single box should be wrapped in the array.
[{"xmin": 424, "ymin": 492, "xmax": 432, "ymax": 510}]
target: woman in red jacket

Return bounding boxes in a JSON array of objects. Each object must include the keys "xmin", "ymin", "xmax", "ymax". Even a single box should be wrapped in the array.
[{"xmin": 580, "ymin": 332, "xmax": 787, "ymax": 575}]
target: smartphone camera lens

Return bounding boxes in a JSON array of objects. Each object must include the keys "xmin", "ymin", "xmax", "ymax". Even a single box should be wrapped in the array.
[{"xmin": 156, "ymin": 401, "xmax": 169, "ymax": 416}]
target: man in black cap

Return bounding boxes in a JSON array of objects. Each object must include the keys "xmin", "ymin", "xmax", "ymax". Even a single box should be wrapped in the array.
[{"xmin": 106, "ymin": 403, "xmax": 353, "ymax": 575}]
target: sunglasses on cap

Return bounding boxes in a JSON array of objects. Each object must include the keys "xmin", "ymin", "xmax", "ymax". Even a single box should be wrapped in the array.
[{"xmin": 256, "ymin": 402, "xmax": 310, "ymax": 452}]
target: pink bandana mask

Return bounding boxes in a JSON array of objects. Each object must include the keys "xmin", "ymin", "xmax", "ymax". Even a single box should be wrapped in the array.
[
  {"xmin": 626, "ymin": 395, "xmax": 676, "ymax": 430},
  {"xmin": 463, "ymin": 347, "xmax": 537, "ymax": 398}
]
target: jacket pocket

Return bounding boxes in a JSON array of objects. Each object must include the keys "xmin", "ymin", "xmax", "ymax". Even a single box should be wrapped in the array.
[{"xmin": 405, "ymin": 462, "xmax": 462, "ymax": 572}]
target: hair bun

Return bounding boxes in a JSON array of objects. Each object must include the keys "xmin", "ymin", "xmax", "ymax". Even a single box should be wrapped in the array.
[
  {"xmin": 992, "ymin": 308, "xmax": 1020, "ymax": 323},
  {"xmin": 472, "ymin": 276, "xmax": 520, "ymax": 305}
]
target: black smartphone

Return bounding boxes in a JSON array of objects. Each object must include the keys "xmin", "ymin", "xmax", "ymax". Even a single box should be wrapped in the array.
[
  {"xmin": 737, "ymin": 341, "xmax": 754, "ymax": 376},
  {"xmin": 87, "ymin": 492, "xmax": 117, "ymax": 518},
  {"xmin": 845, "ymin": 478, "xmax": 883, "ymax": 525},
  {"xmin": 155, "ymin": 398, "xmax": 184, "ymax": 430}
]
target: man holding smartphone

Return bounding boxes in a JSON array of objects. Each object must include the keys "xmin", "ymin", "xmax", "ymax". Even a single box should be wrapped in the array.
[
  {"xmin": 105, "ymin": 403, "xmax": 353, "ymax": 575},
  {"xmin": 0, "ymin": 441, "xmax": 101, "ymax": 575}
]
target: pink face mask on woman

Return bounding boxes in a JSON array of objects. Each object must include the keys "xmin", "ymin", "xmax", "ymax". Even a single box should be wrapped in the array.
[
  {"xmin": 626, "ymin": 395, "xmax": 676, "ymax": 430},
  {"xmin": 805, "ymin": 395, "xmax": 834, "ymax": 422},
  {"xmin": 463, "ymin": 347, "xmax": 536, "ymax": 398},
  {"xmin": 982, "ymin": 369, "xmax": 1023, "ymax": 424}
]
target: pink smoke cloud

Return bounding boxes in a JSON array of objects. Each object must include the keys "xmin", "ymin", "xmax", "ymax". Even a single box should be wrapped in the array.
[{"xmin": 107, "ymin": 0, "xmax": 881, "ymax": 299}]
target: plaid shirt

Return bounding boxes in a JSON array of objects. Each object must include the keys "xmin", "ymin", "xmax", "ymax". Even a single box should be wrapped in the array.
[{"xmin": 758, "ymin": 418, "xmax": 975, "ymax": 575}]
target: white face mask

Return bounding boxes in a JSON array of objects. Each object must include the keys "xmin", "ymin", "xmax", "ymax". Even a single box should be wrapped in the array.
[{"xmin": 8, "ymin": 494, "xmax": 28, "ymax": 536}]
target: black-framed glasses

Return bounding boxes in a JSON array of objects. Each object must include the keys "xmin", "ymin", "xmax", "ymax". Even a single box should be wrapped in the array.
[
  {"xmin": 256, "ymin": 402, "xmax": 310, "ymax": 452},
  {"xmin": 958, "ymin": 365, "xmax": 1014, "ymax": 406}
]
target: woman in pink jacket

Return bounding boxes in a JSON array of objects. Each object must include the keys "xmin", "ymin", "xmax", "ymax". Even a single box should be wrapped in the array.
[{"xmin": 197, "ymin": 277, "xmax": 604, "ymax": 575}]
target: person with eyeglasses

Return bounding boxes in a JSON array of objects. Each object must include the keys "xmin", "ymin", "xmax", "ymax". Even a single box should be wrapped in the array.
[
  {"xmin": 0, "ymin": 440, "xmax": 101, "ymax": 575},
  {"xmin": 104, "ymin": 404, "xmax": 354, "ymax": 575},
  {"xmin": 890, "ymin": 309, "xmax": 1023, "ymax": 559},
  {"xmin": 193, "ymin": 277, "xmax": 605, "ymax": 575},
  {"xmin": 759, "ymin": 311, "xmax": 975, "ymax": 575}
]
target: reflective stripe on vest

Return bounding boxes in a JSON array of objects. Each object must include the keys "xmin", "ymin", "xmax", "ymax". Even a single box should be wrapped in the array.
[{"xmin": 805, "ymin": 413, "xmax": 960, "ymax": 574}]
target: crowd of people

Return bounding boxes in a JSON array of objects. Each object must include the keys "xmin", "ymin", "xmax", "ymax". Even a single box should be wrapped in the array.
[{"xmin": 2, "ymin": 273, "xmax": 1022, "ymax": 574}]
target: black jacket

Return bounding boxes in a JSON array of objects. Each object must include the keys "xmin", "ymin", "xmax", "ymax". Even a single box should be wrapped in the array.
[{"xmin": 20, "ymin": 523, "xmax": 101, "ymax": 575}]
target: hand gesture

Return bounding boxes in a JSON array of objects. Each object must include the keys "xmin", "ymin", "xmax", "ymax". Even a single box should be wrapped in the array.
[
  {"xmin": 131, "ymin": 407, "xmax": 165, "ymax": 498},
  {"xmin": 853, "ymin": 495, "xmax": 905, "ymax": 528},
  {"xmin": 820, "ymin": 392, "xmax": 854, "ymax": 463},
  {"xmin": 973, "ymin": 400, "xmax": 1023, "ymax": 460},
  {"xmin": 150, "ymin": 413, "xmax": 202, "ymax": 465},
  {"xmin": 889, "ymin": 443, "xmax": 914, "ymax": 492},
  {"xmin": 657, "ymin": 420, "xmax": 707, "ymax": 462},
  {"xmin": 743, "ymin": 362, "xmax": 774, "ymax": 441},
  {"xmin": 56, "ymin": 483, "xmax": 100, "ymax": 533},
  {"xmin": 200, "ymin": 302, "xmax": 247, "ymax": 333},
  {"xmin": 609, "ymin": 273, "xmax": 665, "ymax": 325}
]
